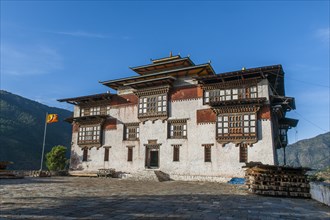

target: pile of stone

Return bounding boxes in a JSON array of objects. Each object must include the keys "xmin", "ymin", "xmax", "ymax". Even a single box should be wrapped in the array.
[
  {"xmin": 244, "ymin": 162, "xmax": 311, "ymax": 198},
  {"xmin": 97, "ymin": 168, "xmax": 116, "ymax": 178}
]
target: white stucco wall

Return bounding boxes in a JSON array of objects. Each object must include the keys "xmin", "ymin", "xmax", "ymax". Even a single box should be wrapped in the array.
[
  {"xmin": 310, "ymin": 182, "xmax": 330, "ymax": 206},
  {"xmin": 70, "ymin": 81, "xmax": 276, "ymax": 180},
  {"xmin": 73, "ymin": 106, "xmax": 80, "ymax": 118}
]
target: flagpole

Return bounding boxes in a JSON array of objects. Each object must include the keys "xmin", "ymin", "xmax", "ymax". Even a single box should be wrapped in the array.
[{"xmin": 40, "ymin": 112, "xmax": 48, "ymax": 171}]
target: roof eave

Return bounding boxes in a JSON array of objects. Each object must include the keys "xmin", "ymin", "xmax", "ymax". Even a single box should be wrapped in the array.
[
  {"xmin": 101, "ymin": 63, "xmax": 214, "ymax": 90},
  {"xmin": 57, "ymin": 93, "xmax": 113, "ymax": 105},
  {"xmin": 129, "ymin": 57, "xmax": 195, "ymax": 72}
]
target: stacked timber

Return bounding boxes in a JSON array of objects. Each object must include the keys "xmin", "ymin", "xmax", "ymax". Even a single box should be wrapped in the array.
[
  {"xmin": 0, "ymin": 161, "xmax": 24, "ymax": 179},
  {"xmin": 244, "ymin": 162, "xmax": 311, "ymax": 198}
]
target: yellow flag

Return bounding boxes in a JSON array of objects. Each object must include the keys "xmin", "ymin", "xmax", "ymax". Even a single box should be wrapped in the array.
[{"xmin": 47, "ymin": 114, "xmax": 58, "ymax": 123}]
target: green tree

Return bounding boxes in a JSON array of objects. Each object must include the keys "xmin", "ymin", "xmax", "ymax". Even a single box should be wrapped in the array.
[{"xmin": 46, "ymin": 145, "xmax": 67, "ymax": 171}]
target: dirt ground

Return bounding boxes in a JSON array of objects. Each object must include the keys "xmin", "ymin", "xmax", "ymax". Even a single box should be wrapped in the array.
[{"xmin": 0, "ymin": 177, "xmax": 329, "ymax": 219}]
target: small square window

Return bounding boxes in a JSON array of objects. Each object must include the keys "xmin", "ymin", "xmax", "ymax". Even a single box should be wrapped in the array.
[
  {"xmin": 124, "ymin": 124, "xmax": 139, "ymax": 140},
  {"xmin": 168, "ymin": 120, "xmax": 187, "ymax": 139},
  {"xmin": 82, "ymin": 149, "xmax": 88, "ymax": 162},
  {"xmin": 173, "ymin": 146, "xmax": 180, "ymax": 162},
  {"xmin": 204, "ymin": 147, "xmax": 211, "ymax": 162},
  {"xmin": 104, "ymin": 148, "xmax": 109, "ymax": 161},
  {"xmin": 127, "ymin": 147, "xmax": 133, "ymax": 162}
]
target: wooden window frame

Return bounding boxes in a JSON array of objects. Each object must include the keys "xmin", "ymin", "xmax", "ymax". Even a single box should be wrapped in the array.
[
  {"xmin": 127, "ymin": 147, "xmax": 133, "ymax": 162},
  {"xmin": 106, "ymin": 106, "xmax": 111, "ymax": 115},
  {"xmin": 82, "ymin": 148, "xmax": 88, "ymax": 162},
  {"xmin": 80, "ymin": 108, "xmax": 89, "ymax": 117},
  {"xmin": 124, "ymin": 124, "xmax": 140, "ymax": 141},
  {"xmin": 204, "ymin": 146, "xmax": 212, "ymax": 162},
  {"xmin": 78, "ymin": 125, "xmax": 101, "ymax": 144},
  {"xmin": 90, "ymin": 106, "xmax": 101, "ymax": 116},
  {"xmin": 173, "ymin": 145, "xmax": 180, "ymax": 162},
  {"xmin": 80, "ymin": 106, "xmax": 107, "ymax": 116},
  {"xmin": 204, "ymin": 86, "xmax": 258, "ymax": 104},
  {"xmin": 217, "ymin": 113, "xmax": 256, "ymax": 137},
  {"xmin": 239, "ymin": 143, "xmax": 248, "ymax": 163},
  {"xmin": 104, "ymin": 148, "xmax": 109, "ymax": 162},
  {"xmin": 138, "ymin": 94, "xmax": 167, "ymax": 117},
  {"xmin": 168, "ymin": 121, "xmax": 187, "ymax": 139}
]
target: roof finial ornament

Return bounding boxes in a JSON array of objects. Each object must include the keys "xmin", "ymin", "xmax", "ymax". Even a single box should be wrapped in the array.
[{"xmin": 170, "ymin": 51, "xmax": 173, "ymax": 57}]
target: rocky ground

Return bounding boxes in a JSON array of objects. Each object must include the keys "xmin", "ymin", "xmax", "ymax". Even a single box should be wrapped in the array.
[
  {"xmin": 0, "ymin": 177, "xmax": 329, "ymax": 219},
  {"xmin": 315, "ymin": 167, "xmax": 330, "ymax": 183}
]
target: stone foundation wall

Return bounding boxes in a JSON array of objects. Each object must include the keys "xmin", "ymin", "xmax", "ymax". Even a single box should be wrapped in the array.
[{"xmin": 310, "ymin": 182, "xmax": 330, "ymax": 206}]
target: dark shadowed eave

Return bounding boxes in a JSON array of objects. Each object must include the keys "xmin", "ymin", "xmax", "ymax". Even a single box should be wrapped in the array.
[
  {"xmin": 151, "ymin": 54, "xmax": 182, "ymax": 63},
  {"xmin": 195, "ymin": 64, "xmax": 285, "ymax": 96},
  {"xmin": 101, "ymin": 63, "xmax": 216, "ymax": 90},
  {"xmin": 64, "ymin": 115, "xmax": 109, "ymax": 123},
  {"xmin": 57, "ymin": 93, "xmax": 113, "ymax": 105},
  {"xmin": 124, "ymin": 76, "xmax": 176, "ymax": 89},
  {"xmin": 279, "ymin": 118, "xmax": 299, "ymax": 128},
  {"xmin": 271, "ymin": 95, "xmax": 296, "ymax": 111},
  {"xmin": 130, "ymin": 57, "xmax": 195, "ymax": 75}
]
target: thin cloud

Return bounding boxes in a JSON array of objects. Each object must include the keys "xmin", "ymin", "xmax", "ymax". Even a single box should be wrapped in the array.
[
  {"xmin": 286, "ymin": 63, "xmax": 326, "ymax": 73},
  {"xmin": 315, "ymin": 27, "xmax": 330, "ymax": 44},
  {"xmin": 49, "ymin": 30, "xmax": 109, "ymax": 39},
  {"xmin": 295, "ymin": 89, "xmax": 330, "ymax": 105},
  {"xmin": 2, "ymin": 22, "xmax": 118, "ymax": 40},
  {"xmin": 1, "ymin": 43, "xmax": 63, "ymax": 76}
]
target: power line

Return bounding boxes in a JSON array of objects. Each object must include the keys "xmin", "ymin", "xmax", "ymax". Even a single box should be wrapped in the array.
[
  {"xmin": 267, "ymin": 71, "xmax": 330, "ymax": 88},
  {"xmin": 268, "ymin": 82, "xmax": 328, "ymax": 132},
  {"xmin": 285, "ymin": 76, "xmax": 330, "ymax": 88},
  {"xmin": 292, "ymin": 110, "xmax": 327, "ymax": 132}
]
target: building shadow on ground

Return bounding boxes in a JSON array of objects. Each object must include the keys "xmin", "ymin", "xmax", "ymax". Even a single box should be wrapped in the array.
[
  {"xmin": 0, "ymin": 177, "xmax": 71, "ymax": 185},
  {"xmin": 1, "ymin": 193, "xmax": 329, "ymax": 219}
]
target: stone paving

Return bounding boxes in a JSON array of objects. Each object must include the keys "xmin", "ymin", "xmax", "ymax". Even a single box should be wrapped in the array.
[{"xmin": 0, "ymin": 177, "xmax": 329, "ymax": 219}]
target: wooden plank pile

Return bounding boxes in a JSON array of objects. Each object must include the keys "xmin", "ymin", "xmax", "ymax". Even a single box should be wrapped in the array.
[
  {"xmin": 244, "ymin": 162, "xmax": 311, "ymax": 198},
  {"xmin": 0, "ymin": 161, "xmax": 23, "ymax": 179}
]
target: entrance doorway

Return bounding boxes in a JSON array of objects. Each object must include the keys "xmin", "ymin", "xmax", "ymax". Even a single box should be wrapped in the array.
[
  {"xmin": 144, "ymin": 140, "xmax": 161, "ymax": 169},
  {"xmin": 145, "ymin": 148, "xmax": 159, "ymax": 168},
  {"xmin": 150, "ymin": 151, "xmax": 159, "ymax": 167}
]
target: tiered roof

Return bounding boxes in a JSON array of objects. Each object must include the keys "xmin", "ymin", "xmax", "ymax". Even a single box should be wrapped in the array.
[
  {"xmin": 130, "ymin": 55, "xmax": 195, "ymax": 75},
  {"xmin": 101, "ymin": 54, "xmax": 215, "ymax": 90}
]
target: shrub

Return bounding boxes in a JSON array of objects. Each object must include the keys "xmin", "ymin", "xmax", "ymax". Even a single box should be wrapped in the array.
[{"xmin": 46, "ymin": 145, "xmax": 67, "ymax": 171}]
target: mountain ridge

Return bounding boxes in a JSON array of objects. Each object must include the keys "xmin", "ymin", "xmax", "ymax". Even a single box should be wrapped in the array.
[
  {"xmin": 0, "ymin": 90, "xmax": 72, "ymax": 170},
  {"xmin": 277, "ymin": 132, "xmax": 330, "ymax": 170}
]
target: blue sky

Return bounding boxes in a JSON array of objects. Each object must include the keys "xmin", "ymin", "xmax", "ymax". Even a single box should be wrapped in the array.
[{"xmin": 1, "ymin": 1, "xmax": 329, "ymax": 143}]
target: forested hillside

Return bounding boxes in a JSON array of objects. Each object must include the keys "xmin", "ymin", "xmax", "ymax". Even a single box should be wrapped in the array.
[{"xmin": 0, "ymin": 90, "xmax": 72, "ymax": 170}]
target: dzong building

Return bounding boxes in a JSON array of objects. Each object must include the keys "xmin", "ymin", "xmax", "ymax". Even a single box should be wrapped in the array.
[{"xmin": 58, "ymin": 54, "xmax": 298, "ymax": 181}]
